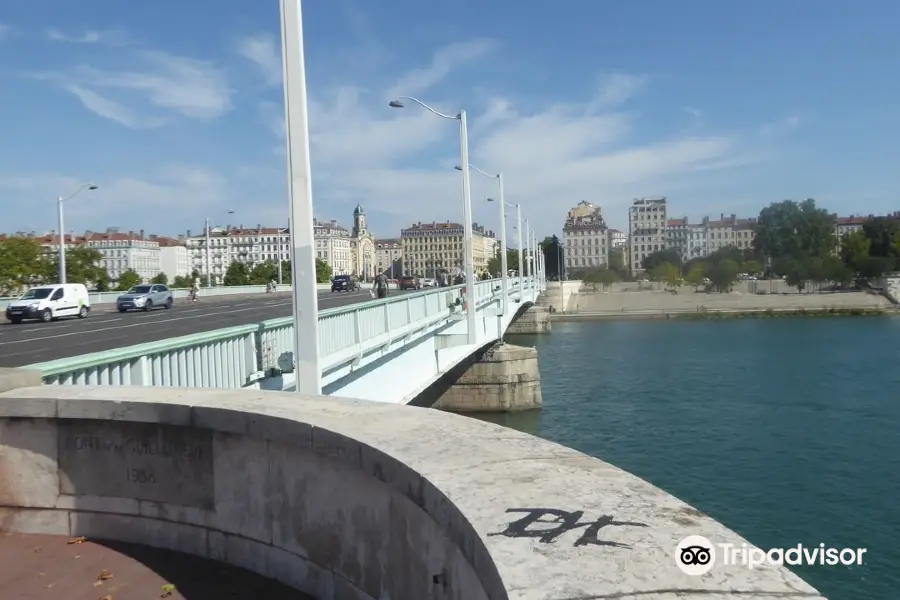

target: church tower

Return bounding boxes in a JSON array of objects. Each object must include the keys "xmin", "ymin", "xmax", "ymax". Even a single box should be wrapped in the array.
[{"xmin": 352, "ymin": 203, "xmax": 367, "ymax": 237}]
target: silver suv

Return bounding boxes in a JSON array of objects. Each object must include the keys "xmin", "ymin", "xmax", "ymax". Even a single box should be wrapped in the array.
[{"xmin": 116, "ymin": 284, "xmax": 174, "ymax": 312}]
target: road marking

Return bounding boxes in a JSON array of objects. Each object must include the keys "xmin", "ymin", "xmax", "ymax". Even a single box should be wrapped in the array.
[{"xmin": 0, "ymin": 294, "xmax": 381, "ymax": 347}]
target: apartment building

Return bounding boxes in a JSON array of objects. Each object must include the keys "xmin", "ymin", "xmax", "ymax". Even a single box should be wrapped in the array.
[
  {"xmin": 185, "ymin": 225, "xmax": 291, "ymax": 284},
  {"xmin": 704, "ymin": 214, "xmax": 757, "ymax": 254},
  {"xmin": 313, "ymin": 220, "xmax": 352, "ymax": 276},
  {"xmin": 400, "ymin": 221, "xmax": 495, "ymax": 278},
  {"xmin": 628, "ymin": 197, "xmax": 668, "ymax": 274},
  {"xmin": 39, "ymin": 228, "xmax": 162, "ymax": 283},
  {"xmin": 154, "ymin": 236, "xmax": 190, "ymax": 279},
  {"xmin": 609, "ymin": 229, "xmax": 628, "ymax": 248},
  {"xmin": 562, "ymin": 201, "xmax": 610, "ymax": 272},
  {"xmin": 375, "ymin": 239, "xmax": 403, "ymax": 278}
]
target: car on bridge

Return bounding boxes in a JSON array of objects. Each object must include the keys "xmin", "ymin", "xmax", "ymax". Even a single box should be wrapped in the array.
[
  {"xmin": 399, "ymin": 276, "xmax": 421, "ymax": 291},
  {"xmin": 5, "ymin": 284, "xmax": 91, "ymax": 324},
  {"xmin": 331, "ymin": 275, "xmax": 360, "ymax": 292},
  {"xmin": 116, "ymin": 284, "xmax": 174, "ymax": 312}
]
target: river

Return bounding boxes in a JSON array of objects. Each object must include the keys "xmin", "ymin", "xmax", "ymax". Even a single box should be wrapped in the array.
[{"xmin": 477, "ymin": 317, "xmax": 900, "ymax": 600}]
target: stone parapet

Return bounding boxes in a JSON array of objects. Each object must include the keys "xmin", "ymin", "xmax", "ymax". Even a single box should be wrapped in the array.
[
  {"xmin": 0, "ymin": 367, "xmax": 43, "ymax": 394},
  {"xmin": 0, "ymin": 385, "xmax": 826, "ymax": 600}
]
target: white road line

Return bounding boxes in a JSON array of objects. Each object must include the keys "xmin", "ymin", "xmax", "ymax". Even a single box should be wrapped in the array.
[{"xmin": 0, "ymin": 296, "xmax": 376, "ymax": 347}]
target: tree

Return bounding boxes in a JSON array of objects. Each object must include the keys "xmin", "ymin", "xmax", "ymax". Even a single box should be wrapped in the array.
[
  {"xmin": 840, "ymin": 230, "xmax": 871, "ymax": 271},
  {"xmin": 608, "ymin": 247, "xmax": 626, "ymax": 277},
  {"xmin": 487, "ymin": 248, "xmax": 522, "ymax": 277},
  {"xmin": 753, "ymin": 199, "xmax": 835, "ymax": 260},
  {"xmin": 539, "ymin": 236, "xmax": 563, "ymax": 279},
  {"xmin": 315, "ymin": 258, "xmax": 332, "ymax": 283},
  {"xmin": 857, "ymin": 256, "xmax": 893, "ymax": 279},
  {"xmin": 280, "ymin": 260, "xmax": 291, "ymax": 282},
  {"xmin": 0, "ymin": 236, "xmax": 49, "ymax": 295},
  {"xmin": 707, "ymin": 259, "xmax": 739, "ymax": 292},
  {"xmin": 172, "ymin": 275, "xmax": 192, "ymax": 288},
  {"xmin": 151, "ymin": 273, "xmax": 168, "ymax": 285},
  {"xmin": 223, "ymin": 262, "xmax": 250, "ymax": 286},
  {"xmin": 641, "ymin": 248, "xmax": 681, "ymax": 272},
  {"xmin": 822, "ymin": 255, "xmax": 852, "ymax": 286},
  {"xmin": 650, "ymin": 262, "xmax": 680, "ymax": 290},
  {"xmin": 95, "ymin": 271, "xmax": 110, "ymax": 292},
  {"xmin": 249, "ymin": 260, "xmax": 278, "ymax": 285},
  {"xmin": 45, "ymin": 245, "xmax": 108, "ymax": 286},
  {"xmin": 743, "ymin": 260, "xmax": 763, "ymax": 276},
  {"xmin": 117, "ymin": 269, "xmax": 141, "ymax": 291},
  {"xmin": 685, "ymin": 262, "xmax": 707, "ymax": 288},
  {"xmin": 861, "ymin": 217, "xmax": 900, "ymax": 263},
  {"xmin": 583, "ymin": 268, "xmax": 618, "ymax": 291}
]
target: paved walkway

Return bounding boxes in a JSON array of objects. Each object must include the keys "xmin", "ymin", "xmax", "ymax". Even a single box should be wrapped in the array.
[{"xmin": 0, "ymin": 533, "xmax": 312, "ymax": 599}]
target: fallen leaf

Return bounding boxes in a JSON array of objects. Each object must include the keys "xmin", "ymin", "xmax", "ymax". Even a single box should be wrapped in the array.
[
  {"xmin": 75, "ymin": 554, "xmax": 81, "ymax": 559},
  {"xmin": 100, "ymin": 595, "xmax": 112, "ymax": 600},
  {"xmin": 46, "ymin": 583, "xmax": 54, "ymax": 588},
  {"xmin": 93, "ymin": 581, "xmax": 103, "ymax": 588},
  {"xmin": 33, "ymin": 547, "xmax": 42, "ymax": 553},
  {"xmin": 67, "ymin": 536, "xmax": 87, "ymax": 544},
  {"xmin": 97, "ymin": 569, "xmax": 113, "ymax": 581},
  {"xmin": 161, "ymin": 583, "xmax": 176, "ymax": 598}
]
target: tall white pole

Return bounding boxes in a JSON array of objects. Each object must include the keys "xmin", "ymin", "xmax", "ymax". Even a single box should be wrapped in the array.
[
  {"xmin": 516, "ymin": 205, "xmax": 523, "ymax": 294},
  {"xmin": 459, "ymin": 111, "xmax": 477, "ymax": 344},
  {"xmin": 497, "ymin": 178, "xmax": 508, "ymax": 315},
  {"xmin": 57, "ymin": 197, "xmax": 67, "ymax": 284},
  {"xmin": 204, "ymin": 217, "xmax": 211, "ymax": 287},
  {"xmin": 280, "ymin": 0, "xmax": 321, "ymax": 394},
  {"xmin": 524, "ymin": 219, "xmax": 530, "ymax": 278}
]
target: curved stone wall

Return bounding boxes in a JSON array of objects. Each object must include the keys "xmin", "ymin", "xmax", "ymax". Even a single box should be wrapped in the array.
[{"xmin": 0, "ymin": 385, "xmax": 825, "ymax": 600}]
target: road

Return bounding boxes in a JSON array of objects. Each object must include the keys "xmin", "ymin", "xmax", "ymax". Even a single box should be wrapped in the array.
[{"xmin": 0, "ymin": 289, "xmax": 404, "ymax": 368}]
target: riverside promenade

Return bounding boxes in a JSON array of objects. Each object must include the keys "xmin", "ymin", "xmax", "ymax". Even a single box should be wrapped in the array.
[{"xmin": 0, "ymin": 372, "xmax": 827, "ymax": 600}]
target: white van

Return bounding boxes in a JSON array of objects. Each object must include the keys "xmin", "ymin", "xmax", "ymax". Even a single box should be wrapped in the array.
[{"xmin": 5, "ymin": 284, "xmax": 91, "ymax": 324}]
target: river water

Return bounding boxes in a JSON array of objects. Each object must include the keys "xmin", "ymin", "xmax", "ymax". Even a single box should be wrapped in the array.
[{"xmin": 479, "ymin": 317, "xmax": 900, "ymax": 600}]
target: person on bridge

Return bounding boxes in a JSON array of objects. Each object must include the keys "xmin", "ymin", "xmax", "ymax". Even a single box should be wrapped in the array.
[
  {"xmin": 191, "ymin": 278, "xmax": 200, "ymax": 302},
  {"xmin": 373, "ymin": 274, "xmax": 389, "ymax": 299}
]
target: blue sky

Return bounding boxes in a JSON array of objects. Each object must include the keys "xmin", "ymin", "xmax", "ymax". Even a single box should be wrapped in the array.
[{"xmin": 1, "ymin": 0, "xmax": 899, "ymax": 241}]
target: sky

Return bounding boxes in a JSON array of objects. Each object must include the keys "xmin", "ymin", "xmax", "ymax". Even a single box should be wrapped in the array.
[{"xmin": 1, "ymin": 0, "xmax": 900, "ymax": 241}]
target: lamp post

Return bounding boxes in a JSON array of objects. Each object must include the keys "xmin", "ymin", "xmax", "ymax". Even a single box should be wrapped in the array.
[
  {"xmin": 277, "ymin": 224, "xmax": 289, "ymax": 285},
  {"xmin": 280, "ymin": 0, "xmax": 321, "ymax": 394},
  {"xmin": 391, "ymin": 96, "xmax": 476, "ymax": 344},
  {"xmin": 458, "ymin": 164, "xmax": 508, "ymax": 316},
  {"xmin": 57, "ymin": 183, "xmax": 98, "ymax": 284}
]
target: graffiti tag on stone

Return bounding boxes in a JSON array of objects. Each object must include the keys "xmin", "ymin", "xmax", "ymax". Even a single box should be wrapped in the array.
[{"xmin": 489, "ymin": 508, "xmax": 648, "ymax": 548}]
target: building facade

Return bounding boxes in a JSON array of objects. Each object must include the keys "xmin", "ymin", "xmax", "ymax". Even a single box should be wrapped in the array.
[
  {"xmin": 349, "ymin": 204, "xmax": 376, "ymax": 281},
  {"xmin": 562, "ymin": 201, "xmax": 610, "ymax": 272},
  {"xmin": 314, "ymin": 220, "xmax": 352, "ymax": 276},
  {"xmin": 154, "ymin": 236, "xmax": 190, "ymax": 280},
  {"xmin": 628, "ymin": 197, "xmax": 668, "ymax": 274},
  {"xmin": 400, "ymin": 221, "xmax": 495, "ymax": 278},
  {"xmin": 375, "ymin": 239, "xmax": 403, "ymax": 278},
  {"xmin": 609, "ymin": 229, "xmax": 628, "ymax": 248},
  {"xmin": 704, "ymin": 214, "xmax": 757, "ymax": 254},
  {"xmin": 38, "ymin": 228, "xmax": 163, "ymax": 283}
]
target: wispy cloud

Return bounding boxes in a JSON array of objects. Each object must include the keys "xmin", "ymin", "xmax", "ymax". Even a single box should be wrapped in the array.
[
  {"xmin": 585, "ymin": 72, "xmax": 647, "ymax": 113},
  {"xmin": 46, "ymin": 27, "xmax": 132, "ymax": 46},
  {"xmin": 0, "ymin": 22, "xmax": 13, "ymax": 41},
  {"xmin": 34, "ymin": 50, "xmax": 233, "ymax": 127},
  {"xmin": 761, "ymin": 114, "xmax": 801, "ymax": 136},
  {"xmin": 235, "ymin": 33, "xmax": 282, "ymax": 86},
  {"xmin": 64, "ymin": 85, "xmax": 166, "ymax": 129},
  {"xmin": 685, "ymin": 106, "xmax": 703, "ymax": 119},
  {"xmin": 384, "ymin": 39, "xmax": 497, "ymax": 100}
]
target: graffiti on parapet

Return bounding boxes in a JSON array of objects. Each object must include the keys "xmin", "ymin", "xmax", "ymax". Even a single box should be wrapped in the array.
[{"xmin": 489, "ymin": 508, "xmax": 648, "ymax": 548}]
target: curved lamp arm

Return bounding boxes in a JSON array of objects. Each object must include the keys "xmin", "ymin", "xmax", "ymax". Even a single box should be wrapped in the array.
[
  {"xmin": 456, "ymin": 163, "xmax": 498, "ymax": 179},
  {"xmin": 60, "ymin": 183, "xmax": 98, "ymax": 202},
  {"xmin": 390, "ymin": 96, "xmax": 459, "ymax": 120}
]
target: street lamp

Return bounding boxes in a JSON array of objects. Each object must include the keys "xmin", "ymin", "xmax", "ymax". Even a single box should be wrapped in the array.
[
  {"xmin": 280, "ymin": 0, "xmax": 321, "ymax": 394},
  {"xmin": 391, "ymin": 96, "xmax": 476, "ymax": 344},
  {"xmin": 456, "ymin": 164, "xmax": 510, "ymax": 316},
  {"xmin": 57, "ymin": 183, "xmax": 98, "ymax": 284}
]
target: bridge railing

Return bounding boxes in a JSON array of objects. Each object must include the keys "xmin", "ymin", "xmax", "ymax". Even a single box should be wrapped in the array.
[{"xmin": 25, "ymin": 278, "xmax": 536, "ymax": 388}]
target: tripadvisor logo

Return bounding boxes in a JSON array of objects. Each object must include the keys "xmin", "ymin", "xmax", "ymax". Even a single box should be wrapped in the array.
[{"xmin": 675, "ymin": 535, "xmax": 867, "ymax": 575}]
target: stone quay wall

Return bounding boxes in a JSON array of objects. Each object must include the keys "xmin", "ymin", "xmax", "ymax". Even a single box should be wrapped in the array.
[{"xmin": 0, "ymin": 382, "xmax": 825, "ymax": 600}]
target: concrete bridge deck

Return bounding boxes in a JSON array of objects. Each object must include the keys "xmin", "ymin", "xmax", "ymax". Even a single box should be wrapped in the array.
[{"xmin": 0, "ymin": 381, "xmax": 826, "ymax": 600}]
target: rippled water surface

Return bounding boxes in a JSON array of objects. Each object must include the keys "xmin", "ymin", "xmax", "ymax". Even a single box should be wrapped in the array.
[{"xmin": 483, "ymin": 317, "xmax": 900, "ymax": 600}]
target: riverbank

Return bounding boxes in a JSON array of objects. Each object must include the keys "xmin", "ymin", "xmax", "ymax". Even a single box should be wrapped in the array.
[
  {"xmin": 553, "ymin": 305, "xmax": 894, "ymax": 321},
  {"xmin": 557, "ymin": 286, "xmax": 894, "ymax": 320}
]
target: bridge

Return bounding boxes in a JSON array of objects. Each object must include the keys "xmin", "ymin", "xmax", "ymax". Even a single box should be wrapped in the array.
[{"xmin": 16, "ymin": 277, "xmax": 549, "ymax": 404}]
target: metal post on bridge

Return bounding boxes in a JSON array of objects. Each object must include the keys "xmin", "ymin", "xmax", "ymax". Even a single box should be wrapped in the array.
[{"xmin": 280, "ymin": 0, "xmax": 321, "ymax": 394}]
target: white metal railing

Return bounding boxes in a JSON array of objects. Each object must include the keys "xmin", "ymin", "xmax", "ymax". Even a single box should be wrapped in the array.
[{"xmin": 26, "ymin": 278, "xmax": 538, "ymax": 387}]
